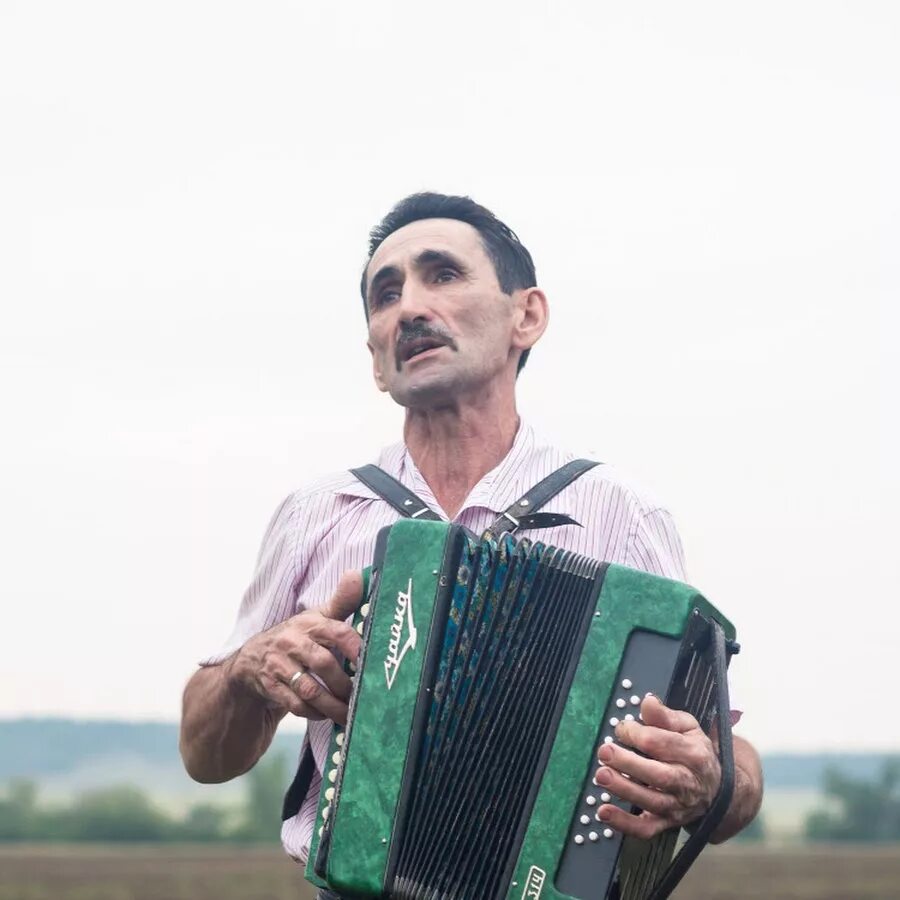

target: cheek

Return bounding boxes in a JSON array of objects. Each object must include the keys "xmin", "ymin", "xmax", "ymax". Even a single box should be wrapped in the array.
[
  {"xmin": 463, "ymin": 302, "xmax": 514, "ymax": 344},
  {"xmin": 455, "ymin": 294, "xmax": 505, "ymax": 329}
]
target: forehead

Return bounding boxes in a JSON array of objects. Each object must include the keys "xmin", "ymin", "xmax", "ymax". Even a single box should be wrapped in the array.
[{"xmin": 365, "ymin": 218, "xmax": 491, "ymax": 285}]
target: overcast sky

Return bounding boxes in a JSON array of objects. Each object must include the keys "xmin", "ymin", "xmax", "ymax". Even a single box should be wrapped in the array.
[{"xmin": 1, "ymin": 2, "xmax": 897, "ymax": 753}]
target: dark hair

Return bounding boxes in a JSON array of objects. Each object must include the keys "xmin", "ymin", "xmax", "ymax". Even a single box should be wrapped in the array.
[{"xmin": 360, "ymin": 192, "xmax": 538, "ymax": 372}]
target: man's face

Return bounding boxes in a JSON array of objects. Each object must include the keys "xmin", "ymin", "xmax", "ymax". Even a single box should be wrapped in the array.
[{"xmin": 364, "ymin": 218, "xmax": 521, "ymax": 408}]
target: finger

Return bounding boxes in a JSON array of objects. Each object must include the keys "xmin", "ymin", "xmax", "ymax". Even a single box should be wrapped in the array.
[
  {"xmin": 303, "ymin": 615, "xmax": 361, "ymax": 662},
  {"xmin": 610, "ymin": 719, "xmax": 692, "ymax": 766},
  {"xmin": 597, "ymin": 742, "xmax": 686, "ymax": 793},
  {"xmin": 287, "ymin": 638, "xmax": 353, "ymax": 702},
  {"xmin": 321, "ymin": 571, "xmax": 364, "ymax": 622},
  {"xmin": 639, "ymin": 694, "xmax": 700, "ymax": 734},
  {"xmin": 595, "ymin": 805, "xmax": 670, "ymax": 841},
  {"xmin": 257, "ymin": 671, "xmax": 326, "ymax": 720},
  {"xmin": 288, "ymin": 671, "xmax": 350, "ymax": 726},
  {"xmin": 592, "ymin": 765, "xmax": 678, "ymax": 818},
  {"xmin": 268, "ymin": 657, "xmax": 351, "ymax": 724}
]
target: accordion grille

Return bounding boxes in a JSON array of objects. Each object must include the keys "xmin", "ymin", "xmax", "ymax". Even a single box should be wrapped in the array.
[{"xmin": 390, "ymin": 533, "xmax": 602, "ymax": 900}]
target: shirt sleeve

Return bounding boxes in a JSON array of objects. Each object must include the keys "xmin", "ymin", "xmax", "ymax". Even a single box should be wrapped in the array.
[
  {"xmin": 199, "ymin": 493, "xmax": 300, "ymax": 666},
  {"xmin": 624, "ymin": 506, "xmax": 742, "ymax": 724},
  {"xmin": 624, "ymin": 508, "xmax": 688, "ymax": 581}
]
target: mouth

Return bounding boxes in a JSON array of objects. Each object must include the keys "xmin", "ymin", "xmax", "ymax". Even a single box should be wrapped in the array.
[{"xmin": 396, "ymin": 337, "xmax": 449, "ymax": 367}]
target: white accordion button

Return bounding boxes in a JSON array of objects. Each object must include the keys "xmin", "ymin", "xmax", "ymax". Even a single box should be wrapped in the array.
[
  {"xmin": 603, "ymin": 828, "xmax": 614, "ymax": 839},
  {"xmin": 335, "ymin": 732, "xmax": 344, "ymax": 747},
  {"xmin": 630, "ymin": 695, "xmax": 641, "ymax": 706},
  {"xmin": 625, "ymin": 714, "xmax": 635, "ymax": 722},
  {"xmin": 332, "ymin": 751, "xmax": 341, "ymax": 765},
  {"xmin": 621, "ymin": 678, "xmax": 633, "ymax": 689},
  {"xmin": 616, "ymin": 698, "xmax": 626, "ymax": 709},
  {"xmin": 322, "ymin": 806, "xmax": 330, "ymax": 820},
  {"xmin": 585, "ymin": 795, "xmax": 597, "ymax": 806},
  {"xmin": 580, "ymin": 814, "xmax": 590, "ymax": 825},
  {"xmin": 318, "ymin": 826, "xmax": 323, "ymax": 838},
  {"xmin": 360, "ymin": 603, "xmax": 370, "ymax": 618},
  {"xmin": 325, "ymin": 787, "xmax": 335, "ymax": 802},
  {"xmin": 604, "ymin": 736, "xmax": 614, "ymax": 745},
  {"xmin": 589, "ymin": 831, "xmax": 599, "ymax": 842},
  {"xmin": 609, "ymin": 717, "xmax": 619, "ymax": 727},
  {"xmin": 600, "ymin": 792, "xmax": 611, "ymax": 803},
  {"xmin": 574, "ymin": 835, "xmax": 584, "ymax": 845},
  {"xmin": 328, "ymin": 769, "xmax": 337, "ymax": 783},
  {"xmin": 356, "ymin": 622, "xmax": 364, "ymax": 635}
]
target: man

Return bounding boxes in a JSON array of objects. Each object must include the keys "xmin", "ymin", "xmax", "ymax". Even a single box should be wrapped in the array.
[{"xmin": 180, "ymin": 193, "xmax": 763, "ymax": 893}]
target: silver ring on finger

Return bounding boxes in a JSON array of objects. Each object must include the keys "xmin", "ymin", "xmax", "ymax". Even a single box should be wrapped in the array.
[{"xmin": 289, "ymin": 668, "xmax": 307, "ymax": 690}]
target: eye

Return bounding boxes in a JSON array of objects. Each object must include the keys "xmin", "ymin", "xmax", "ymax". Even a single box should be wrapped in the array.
[
  {"xmin": 372, "ymin": 287, "xmax": 401, "ymax": 310},
  {"xmin": 435, "ymin": 268, "xmax": 458, "ymax": 283}
]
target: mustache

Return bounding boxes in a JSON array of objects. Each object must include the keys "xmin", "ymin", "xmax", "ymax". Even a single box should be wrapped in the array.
[{"xmin": 395, "ymin": 322, "xmax": 458, "ymax": 369}]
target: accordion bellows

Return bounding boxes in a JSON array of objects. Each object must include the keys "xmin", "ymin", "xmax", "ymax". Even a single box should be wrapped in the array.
[{"xmin": 308, "ymin": 520, "xmax": 736, "ymax": 900}]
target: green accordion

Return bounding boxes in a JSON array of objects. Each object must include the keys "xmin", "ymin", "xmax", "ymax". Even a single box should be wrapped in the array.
[{"xmin": 306, "ymin": 520, "xmax": 738, "ymax": 900}]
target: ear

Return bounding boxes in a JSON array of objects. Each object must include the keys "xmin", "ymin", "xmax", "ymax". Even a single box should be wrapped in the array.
[
  {"xmin": 510, "ymin": 288, "xmax": 549, "ymax": 354},
  {"xmin": 368, "ymin": 341, "xmax": 389, "ymax": 393}
]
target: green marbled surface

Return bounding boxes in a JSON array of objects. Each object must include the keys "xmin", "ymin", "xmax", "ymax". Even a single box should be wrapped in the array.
[
  {"xmin": 324, "ymin": 520, "xmax": 451, "ymax": 896},
  {"xmin": 307, "ymin": 529, "xmax": 735, "ymax": 900},
  {"xmin": 505, "ymin": 564, "xmax": 734, "ymax": 900}
]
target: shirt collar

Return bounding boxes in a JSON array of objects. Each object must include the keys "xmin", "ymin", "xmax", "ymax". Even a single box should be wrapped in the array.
[{"xmin": 334, "ymin": 419, "xmax": 541, "ymax": 519}]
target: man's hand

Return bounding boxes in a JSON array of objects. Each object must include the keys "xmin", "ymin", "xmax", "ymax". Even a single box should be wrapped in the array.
[
  {"xmin": 593, "ymin": 695, "xmax": 721, "ymax": 839},
  {"xmin": 225, "ymin": 571, "xmax": 363, "ymax": 725}
]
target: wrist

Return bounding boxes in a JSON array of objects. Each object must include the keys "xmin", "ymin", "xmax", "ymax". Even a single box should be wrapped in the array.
[
  {"xmin": 223, "ymin": 645, "xmax": 284, "ymax": 712},
  {"xmin": 222, "ymin": 649, "xmax": 258, "ymax": 703}
]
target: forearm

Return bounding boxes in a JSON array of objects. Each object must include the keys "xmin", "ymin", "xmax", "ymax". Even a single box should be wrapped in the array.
[
  {"xmin": 709, "ymin": 735, "xmax": 764, "ymax": 843},
  {"xmin": 179, "ymin": 659, "xmax": 285, "ymax": 783}
]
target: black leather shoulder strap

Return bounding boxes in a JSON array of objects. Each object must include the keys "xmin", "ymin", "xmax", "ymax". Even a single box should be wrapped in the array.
[
  {"xmin": 282, "ymin": 736, "xmax": 315, "ymax": 821},
  {"xmin": 351, "ymin": 458, "xmax": 600, "ymax": 538},
  {"xmin": 349, "ymin": 464, "xmax": 441, "ymax": 521},
  {"xmin": 483, "ymin": 458, "xmax": 601, "ymax": 541}
]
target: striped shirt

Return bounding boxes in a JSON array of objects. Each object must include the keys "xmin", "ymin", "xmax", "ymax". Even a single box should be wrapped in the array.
[{"xmin": 202, "ymin": 421, "xmax": 688, "ymax": 863}]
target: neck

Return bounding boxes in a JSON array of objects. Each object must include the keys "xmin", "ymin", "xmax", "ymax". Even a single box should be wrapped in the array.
[{"xmin": 403, "ymin": 390, "xmax": 520, "ymax": 519}]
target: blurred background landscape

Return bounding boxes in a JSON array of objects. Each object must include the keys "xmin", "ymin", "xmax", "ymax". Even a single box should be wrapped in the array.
[{"xmin": 2, "ymin": 719, "xmax": 899, "ymax": 898}]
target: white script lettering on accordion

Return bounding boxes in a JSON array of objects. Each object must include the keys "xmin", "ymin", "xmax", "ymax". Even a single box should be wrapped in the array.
[{"xmin": 384, "ymin": 578, "xmax": 417, "ymax": 690}]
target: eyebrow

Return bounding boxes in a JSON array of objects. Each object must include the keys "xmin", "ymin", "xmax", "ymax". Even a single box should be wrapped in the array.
[
  {"xmin": 367, "ymin": 264, "xmax": 402, "ymax": 304},
  {"xmin": 413, "ymin": 249, "xmax": 467, "ymax": 272},
  {"xmin": 367, "ymin": 249, "xmax": 469, "ymax": 304}
]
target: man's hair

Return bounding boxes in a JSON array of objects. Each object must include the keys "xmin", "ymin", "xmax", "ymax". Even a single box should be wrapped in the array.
[{"xmin": 360, "ymin": 192, "xmax": 538, "ymax": 373}]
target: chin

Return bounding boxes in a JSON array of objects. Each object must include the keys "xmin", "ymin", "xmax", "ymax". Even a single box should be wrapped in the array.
[{"xmin": 389, "ymin": 372, "xmax": 462, "ymax": 409}]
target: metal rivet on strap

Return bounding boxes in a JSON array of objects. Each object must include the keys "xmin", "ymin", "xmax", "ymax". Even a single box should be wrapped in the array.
[
  {"xmin": 403, "ymin": 499, "xmax": 413, "ymax": 506},
  {"xmin": 519, "ymin": 499, "xmax": 530, "ymax": 507}
]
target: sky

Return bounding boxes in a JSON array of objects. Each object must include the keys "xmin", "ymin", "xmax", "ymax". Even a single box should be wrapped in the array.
[{"xmin": 1, "ymin": 2, "xmax": 897, "ymax": 754}]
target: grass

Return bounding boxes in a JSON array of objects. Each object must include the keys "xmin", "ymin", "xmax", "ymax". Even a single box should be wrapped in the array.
[{"xmin": 2, "ymin": 843, "xmax": 899, "ymax": 899}]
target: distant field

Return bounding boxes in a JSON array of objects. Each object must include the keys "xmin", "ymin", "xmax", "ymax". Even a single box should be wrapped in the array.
[{"xmin": 2, "ymin": 843, "xmax": 899, "ymax": 899}]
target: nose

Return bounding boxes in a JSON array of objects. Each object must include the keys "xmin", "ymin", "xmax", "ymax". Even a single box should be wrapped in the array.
[{"xmin": 395, "ymin": 281, "xmax": 432, "ymax": 324}]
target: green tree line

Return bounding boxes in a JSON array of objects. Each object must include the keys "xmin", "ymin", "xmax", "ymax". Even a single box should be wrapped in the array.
[
  {"xmin": 805, "ymin": 757, "xmax": 900, "ymax": 842},
  {"xmin": 0, "ymin": 754, "xmax": 287, "ymax": 843}
]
